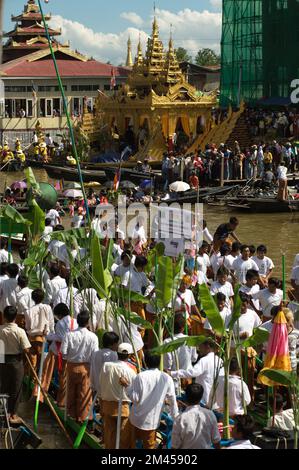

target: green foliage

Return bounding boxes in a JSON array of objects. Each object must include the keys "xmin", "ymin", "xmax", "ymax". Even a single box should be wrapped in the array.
[
  {"xmin": 195, "ymin": 48, "xmax": 220, "ymax": 66},
  {"xmin": 91, "ymin": 234, "xmax": 112, "ymax": 299},
  {"xmin": 151, "ymin": 335, "xmax": 207, "ymax": 356},
  {"xmin": 26, "ymin": 200, "xmax": 45, "ymax": 242},
  {"xmin": 111, "ymin": 286, "xmax": 149, "ymax": 304},
  {"xmin": 0, "ymin": 205, "xmax": 31, "ymax": 227},
  {"xmin": 228, "ymin": 285, "xmax": 242, "ymax": 330},
  {"xmin": 259, "ymin": 369, "xmax": 297, "ymax": 387},
  {"xmin": 199, "ymin": 283, "xmax": 224, "ymax": 336},
  {"xmin": 175, "ymin": 47, "xmax": 192, "ymax": 63},
  {"xmin": 241, "ymin": 327, "xmax": 269, "ymax": 349},
  {"xmin": 155, "ymin": 256, "xmax": 174, "ymax": 309}
]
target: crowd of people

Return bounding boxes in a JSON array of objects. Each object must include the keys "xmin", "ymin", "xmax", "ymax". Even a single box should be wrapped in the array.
[
  {"xmin": 0, "ymin": 207, "xmax": 298, "ymax": 450},
  {"xmin": 245, "ymin": 108, "xmax": 299, "ymax": 140}
]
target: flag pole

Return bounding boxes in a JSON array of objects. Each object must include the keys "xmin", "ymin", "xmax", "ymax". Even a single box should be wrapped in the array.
[
  {"xmin": 37, "ymin": 0, "xmax": 90, "ymax": 224},
  {"xmin": 282, "ymin": 253, "xmax": 286, "ymax": 302}
]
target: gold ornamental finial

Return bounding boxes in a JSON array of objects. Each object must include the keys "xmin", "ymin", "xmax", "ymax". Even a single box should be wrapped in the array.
[
  {"xmin": 126, "ymin": 36, "xmax": 133, "ymax": 67},
  {"xmin": 135, "ymin": 33, "xmax": 144, "ymax": 67}
]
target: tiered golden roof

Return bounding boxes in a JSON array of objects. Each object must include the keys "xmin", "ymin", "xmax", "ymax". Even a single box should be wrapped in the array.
[
  {"xmin": 144, "ymin": 17, "xmax": 165, "ymax": 76},
  {"xmin": 162, "ymin": 35, "xmax": 183, "ymax": 85},
  {"xmin": 126, "ymin": 36, "xmax": 133, "ymax": 67}
]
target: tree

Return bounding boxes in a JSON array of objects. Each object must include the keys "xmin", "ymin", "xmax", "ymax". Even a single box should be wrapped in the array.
[
  {"xmin": 175, "ymin": 47, "xmax": 192, "ymax": 63},
  {"xmin": 195, "ymin": 48, "xmax": 220, "ymax": 66}
]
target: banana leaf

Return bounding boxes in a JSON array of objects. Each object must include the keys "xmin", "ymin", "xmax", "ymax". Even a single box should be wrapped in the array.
[
  {"xmin": 26, "ymin": 200, "xmax": 45, "ymax": 242},
  {"xmin": 50, "ymin": 227, "xmax": 87, "ymax": 244},
  {"xmin": 25, "ymin": 167, "xmax": 41, "ymax": 193},
  {"xmin": 199, "ymin": 283, "xmax": 224, "ymax": 336},
  {"xmin": 128, "ymin": 312, "xmax": 153, "ymax": 330},
  {"xmin": 259, "ymin": 369, "xmax": 297, "ymax": 387},
  {"xmin": 91, "ymin": 234, "xmax": 112, "ymax": 299},
  {"xmin": 151, "ymin": 335, "xmax": 207, "ymax": 355},
  {"xmin": 24, "ymin": 241, "xmax": 47, "ymax": 268},
  {"xmin": 103, "ymin": 238, "xmax": 114, "ymax": 271},
  {"xmin": 110, "ymin": 287, "xmax": 149, "ymax": 304},
  {"xmin": 0, "ymin": 205, "xmax": 32, "ymax": 227},
  {"xmin": 241, "ymin": 327, "xmax": 269, "ymax": 349},
  {"xmin": 155, "ymin": 256, "xmax": 174, "ymax": 309},
  {"xmin": 228, "ymin": 284, "xmax": 242, "ymax": 330},
  {"xmin": 145, "ymin": 242, "xmax": 165, "ymax": 274}
]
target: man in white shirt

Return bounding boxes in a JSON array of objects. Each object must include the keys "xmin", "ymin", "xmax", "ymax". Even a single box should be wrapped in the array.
[
  {"xmin": 61, "ymin": 311, "xmax": 99, "ymax": 423},
  {"xmin": 227, "ymin": 415, "xmax": 260, "ymax": 449},
  {"xmin": 99, "ymin": 343, "xmax": 137, "ymax": 449},
  {"xmin": 196, "ymin": 241, "xmax": 211, "ymax": 277},
  {"xmin": 210, "ymin": 357, "xmax": 251, "ymax": 417},
  {"xmin": 39, "ymin": 303, "xmax": 78, "ymax": 406},
  {"xmin": 252, "ymin": 278, "xmax": 283, "ymax": 321},
  {"xmin": 121, "ymin": 352, "xmax": 178, "ymax": 449},
  {"xmin": 232, "ymin": 245, "xmax": 259, "ymax": 284},
  {"xmin": 41, "ymin": 218, "xmax": 53, "ymax": 243},
  {"xmin": 121, "ymin": 256, "xmax": 149, "ymax": 295},
  {"xmin": 46, "ymin": 208, "xmax": 61, "ymax": 227},
  {"xmin": 204, "ymin": 293, "xmax": 231, "ymax": 333},
  {"xmin": 172, "ymin": 383, "xmax": 221, "ymax": 450},
  {"xmin": 0, "ymin": 263, "xmax": 19, "ymax": 315},
  {"xmin": 45, "ymin": 264, "xmax": 67, "ymax": 306},
  {"xmin": 252, "ymin": 245, "xmax": 274, "ymax": 286},
  {"xmin": 239, "ymin": 269, "xmax": 260, "ymax": 312},
  {"xmin": 90, "ymin": 331, "xmax": 119, "ymax": 394},
  {"xmin": 171, "ymin": 339, "xmax": 224, "ymax": 406},
  {"xmin": 0, "ymin": 241, "xmax": 9, "ymax": 263},
  {"xmin": 210, "ymin": 266, "xmax": 234, "ymax": 310},
  {"xmin": 164, "ymin": 314, "xmax": 198, "ymax": 392},
  {"xmin": 15, "ymin": 275, "xmax": 33, "ymax": 322},
  {"xmin": 233, "ymin": 294, "xmax": 261, "ymax": 340},
  {"xmin": 112, "ymin": 250, "xmax": 132, "ymax": 278},
  {"xmin": 267, "ymin": 394, "xmax": 295, "ymax": 432},
  {"xmin": 174, "ymin": 276, "xmax": 201, "ymax": 321}
]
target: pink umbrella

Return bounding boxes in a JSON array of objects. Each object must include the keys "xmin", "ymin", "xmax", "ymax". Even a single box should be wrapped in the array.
[{"xmin": 10, "ymin": 181, "xmax": 27, "ymax": 191}]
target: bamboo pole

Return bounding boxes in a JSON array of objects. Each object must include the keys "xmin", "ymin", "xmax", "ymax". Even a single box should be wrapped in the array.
[
  {"xmin": 37, "ymin": 0, "xmax": 90, "ymax": 225},
  {"xmin": 282, "ymin": 253, "xmax": 286, "ymax": 301},
  {"xmin": 34, "ymin": 340, "xmax": 46, "ymax": 432},
  {"xmin": 25, "ymin": 352, "xmax": 73, "ymax": 447}
]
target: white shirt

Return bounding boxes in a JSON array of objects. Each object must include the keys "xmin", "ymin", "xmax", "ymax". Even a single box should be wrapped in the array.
[
  {"xmin": 75, "ymin": 289, "xmax": 104, "ymax": 330},
  {"xmin": 171, "ymin": 352, "xmax": 224, "ymax": 405},
  {"xmin": 16, "ymin": 286, "xmax": 34, "ymax": 315},
  {"xmin": 61, "ymin": 327, "xmax": 99, "ymax": 363},
  {"xmin": 121, "ymin": 268, "xmax": 149, "ymax": 294},
  {"xmin": 46, "ymin": 209, "xmax": 60, "ymax": 227},
  {"xmin": 211, "ymin": 375, "xmax": 251, "ymax": 416},
  {"xmin": 174, "ymin": 289, "xmax": 197, "ymax": 318},
  {"xmin": 127, "ymin": 369, "xmax": 178, "ymax": 431},
  {"xmin": 252, "ymin": 288, "xmax": 283, "ymax": 319},
  {"xmin": 277, "ymin": 166, "xmax": 288, "ymax": 180},
  {"xmin": 90, "ymin": 348, "xmax": 118, "ymax": 393},
  {"xmin": 53, "ymin": 286, "xmax": 78, "ymax": 311},
  {"xmin": 0, "ymin": 278, "xmax": 18, "ymax": 312},
  {"xmin": 196, "ymin": 254, "xmax": 210, "ymax": 276},
  {"xmin": 99, "ymin": 360, "xmax": 136, "ymax": 402},
  {"xmin": 112, "ymin": 264, "xmax": 131, "ymax": 278},
  {"xmin": 210, "ymin": 280, "xmax": 234, "ymax": 308},
  {"xmin": 210, "ymin": 254, "xmax": 232, "ymax": 280},
  {"xmin": 288, "ymin": 301, "xmax": 299, "ymax": 329},
  {"xmin": 203, "ymin": 227, "xmax": 213, "ymax": 244},
  {"xmin": 172, "ymin": 405, "xmax": 221, "ymax": 449},
  {"xmin": 252, "ymin": 256, "xmax": 274, "ymax": 277},
  {"xmin": 132, "ymin": 225, "xmax": 147, "ymax": 244},
  {"xmin": 41, "ymin": 226, "xmax": 53, "ymax": 243},
  {"xmin": 45, "ymin": 275, "xmax": 67, "ymax": 305},
  {"xmin": 25, "ymin": 303, "xmax": 55, "ymax": 336},
  {"xmin": 233, "ymin": 310, "xmax": 261, "ymax": 338},
  {"xmin": 239, "ymin": 284, "xmax": 260, "ymax": 311},
  {"xmin": 0, "ymin": 249, "xmax": 9, "ymax": 263},
  {"xmin": 232, "ymin": 257, "xmax": 259, "ymax": 284},
  {"xmin": 163, "ymin": 333, "xmax": 198, "ymax": 371},
  {"xmin": 47, "ymin": 315, "xmax": 78, "ymax": 355},
  {"xmin": 227, "ymin": 440, "xmax": 260, "ymax": 450},
  {"xmin": 267, "ymin": 409, "xmax": 295, "ymax": 432},
  {"xmin": 204, "ymin": 306, "xmax": 231, "ymax": 331},
  {"xmin": 72, "ymin": 215, "xmax": 83, "ymax": 229}
]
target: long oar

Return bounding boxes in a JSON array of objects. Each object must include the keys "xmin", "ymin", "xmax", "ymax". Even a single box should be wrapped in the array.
[
  {"xmin": 25, "ymin": 352, "xmax": 73, "ymax": 447},
  {"xmin": 73, "ymin": 393, "xmax": 98, "ymax": 449},
  {"xmin": 116, "ymin": 386, "xmax": 124, "ymax": 449},
  {"xmin": 34, "ymin": 340, "xmax": 46, "ymax": 432}
]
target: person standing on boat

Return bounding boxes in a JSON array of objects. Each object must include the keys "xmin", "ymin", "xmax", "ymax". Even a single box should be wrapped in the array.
[
  {"xmin": 61, "ymin": 311, "xmax": 98, "ymax": 424},
  {"xmin": 0, "ymin": 306, "xmax": 31, "ymax": 425},
  {"xmin": 277, "ymin": 160, "xmax": 288, "ymax": 201}
]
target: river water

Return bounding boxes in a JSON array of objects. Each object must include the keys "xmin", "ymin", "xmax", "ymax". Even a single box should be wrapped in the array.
[{"xmin": 2, "ymin": 169, "xmax": 299, "ymax": 278}]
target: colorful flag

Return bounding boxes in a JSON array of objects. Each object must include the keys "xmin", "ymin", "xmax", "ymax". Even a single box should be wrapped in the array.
[{"xmin": 110, "ymin": 68, "xmax": 116, "ymax": 90}]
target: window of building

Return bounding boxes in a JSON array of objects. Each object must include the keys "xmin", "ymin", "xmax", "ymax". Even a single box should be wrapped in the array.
[
  {"xmin": 38, "ymin": 85, "xmax": 67, "ymax": 92},
  {"xmin": 26, "ymin": 99, "xmax": 33, "ymax": 118},
  {"xmin": 71, "ymin": 84, "xmax": 100, "ymax": 92}
]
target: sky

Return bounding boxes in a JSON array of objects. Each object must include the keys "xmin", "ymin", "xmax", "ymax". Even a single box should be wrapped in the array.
[{"xmin": 4, "ymin": 0, "xmax": 222, "ymax": 64}]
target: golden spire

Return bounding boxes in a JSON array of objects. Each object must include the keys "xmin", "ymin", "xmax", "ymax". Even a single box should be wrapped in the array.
[
  {"xmin": 135, "ymin": 34, "xmax": 144, "ymax": 67},
  {"xmin": 126, "ymin": 36, "xmax": 133, "ymax": 67},
  {"xmin": 163, "ymin": 28, "xmax": 182, "ymax": 84},
  {"xmin": 145, "ymin": 16, "xmax": 165, "ymax": 75}
]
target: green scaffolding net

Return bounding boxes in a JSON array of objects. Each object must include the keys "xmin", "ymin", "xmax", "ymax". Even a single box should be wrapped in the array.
[{"xmin": 220, "ymin": 0, "xmax": 299, "ymax": 108}]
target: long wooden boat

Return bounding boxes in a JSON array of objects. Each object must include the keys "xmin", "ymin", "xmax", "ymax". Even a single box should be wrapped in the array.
[
  {"xmin": 45, "ymin": 165, "xmax": 107, "ymax": 183},
  {"xmin": 226, "ymin": 197, "xmax": 299, "ymax": 213}
]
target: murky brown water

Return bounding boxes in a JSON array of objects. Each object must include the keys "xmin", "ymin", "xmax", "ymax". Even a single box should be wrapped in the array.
[{"xmin": 2, "ymin": 169, "xmax": 299, "ymax": 278}]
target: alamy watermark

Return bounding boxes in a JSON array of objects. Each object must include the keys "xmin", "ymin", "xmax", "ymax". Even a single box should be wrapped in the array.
[
  {"xmin": 0, "ymin": 340, "xmax": 5, "ymax": 364},
  {"xmin": 290, "ymin": 79, "xmax": 299, "ymax": 104}
]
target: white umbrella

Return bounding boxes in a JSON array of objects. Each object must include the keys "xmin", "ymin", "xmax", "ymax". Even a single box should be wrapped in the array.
[
  {"xmin": 169, "ymin": 181, "xmax": 190, "ymax": 192},
  {"xmin": 63, "ymin": 182, "xmax": 81, "ymax": 190},
  {"xmin": 63, "ymin": 189, "xmax": 83, "ymax": 198}
]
